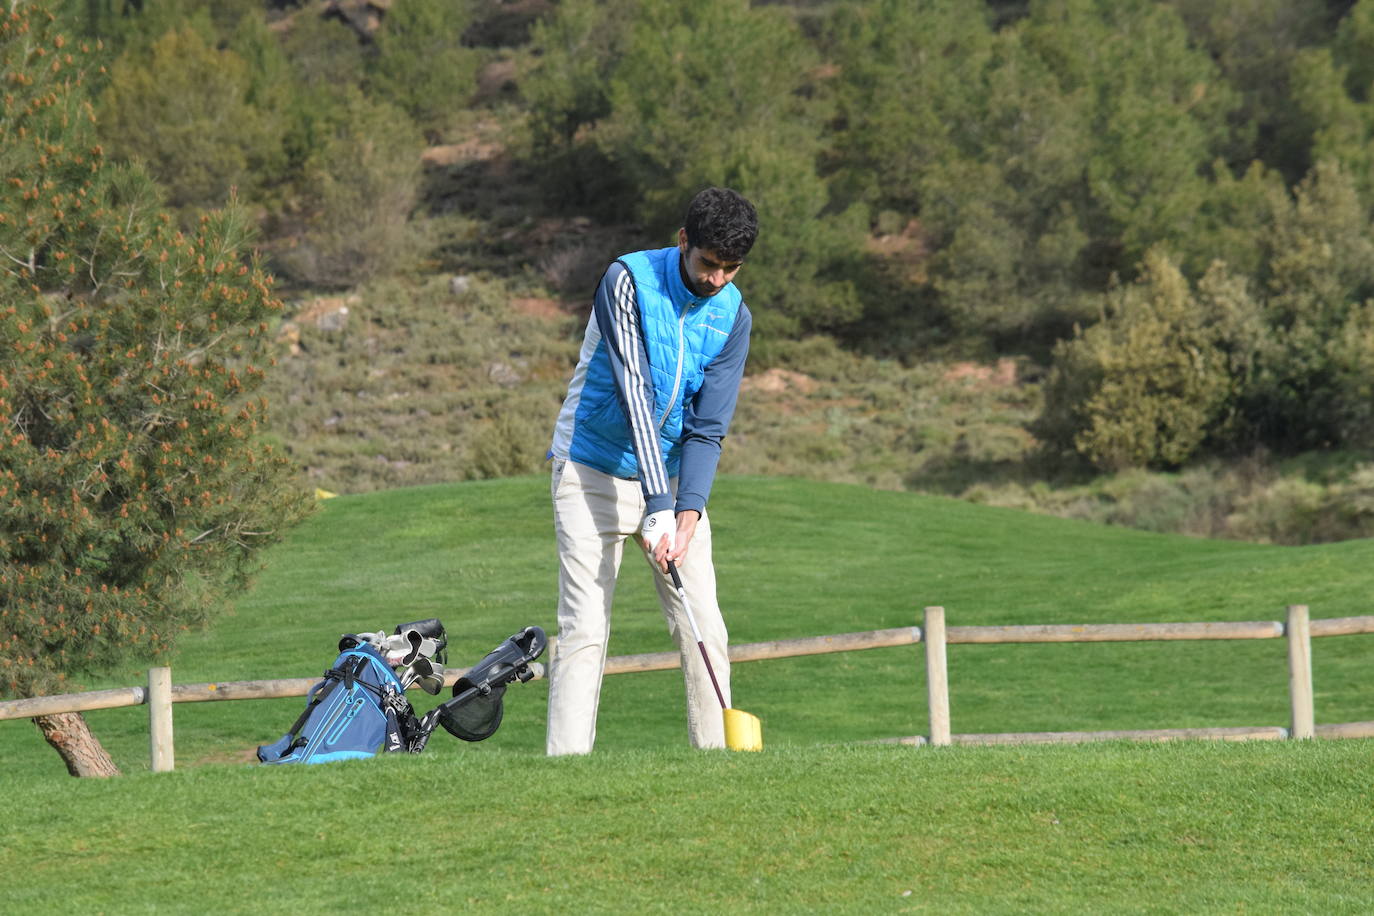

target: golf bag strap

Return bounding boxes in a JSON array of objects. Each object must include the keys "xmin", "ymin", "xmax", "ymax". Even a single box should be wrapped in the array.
[
  {"xmin": 276, "ymin": 672, "xmax": 335, "ymax": 747},
  {"xmin": 282, "ymin": 657, "xmax": 363, "ymax": 740}
]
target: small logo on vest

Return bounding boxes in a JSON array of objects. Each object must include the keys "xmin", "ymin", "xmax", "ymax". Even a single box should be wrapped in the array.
[{"xmin": 701, "ymin": 309, "xmax": 731, "ymax": 335}]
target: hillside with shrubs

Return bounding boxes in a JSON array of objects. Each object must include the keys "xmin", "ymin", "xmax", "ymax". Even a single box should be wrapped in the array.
[{"xmin": 36, "ymin": 0, "xmax": 1374, "ymax": 544}]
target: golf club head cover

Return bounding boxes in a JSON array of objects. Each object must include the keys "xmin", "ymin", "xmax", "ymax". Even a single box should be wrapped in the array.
[
  {"xmin": 394, "ymin": 618, "xmax": 445, "ymax": 640},
  {"xmin": 640, "ymin": 509, "xmax": 675, "ymax": 553},
  {"xmin": 341, "ymin": 630, "xmax": 389, "ymax": 653},
  {"xmin": 394, "ymin": 618, "xmax": 448, "ymax": 665}
]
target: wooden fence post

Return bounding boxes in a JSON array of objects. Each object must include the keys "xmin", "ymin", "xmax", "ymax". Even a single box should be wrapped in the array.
[
  {"xmin": 1286, "ymin": 605, "xmax": 1314, "ymax": 740},
  {"xmin": 924, "ymin": 606, "xmax": 950, "ymax": 747},
  {"xmin": 148, "ymin": 667, "xmax": 174, "ymax": 772}
]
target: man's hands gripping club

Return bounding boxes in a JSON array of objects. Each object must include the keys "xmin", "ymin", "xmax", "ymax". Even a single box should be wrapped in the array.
[{"xmin": 639, "ymin": 508, "xmax": 700, "ymax": 572}]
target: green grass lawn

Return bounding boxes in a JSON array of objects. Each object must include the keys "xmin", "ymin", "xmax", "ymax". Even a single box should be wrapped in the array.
[
  {"xmin": 3, "ymin": 476, "xmax": 1374, "ymax": 911},
  {"xmin": 3, "ymin": 741, "xmax": 1373, "ymax": 913}
]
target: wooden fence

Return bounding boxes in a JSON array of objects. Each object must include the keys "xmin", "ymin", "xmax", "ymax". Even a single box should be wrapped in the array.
[{"xmin": 3, "ymin": 604, "xmax": 1372, "ymax": 771}]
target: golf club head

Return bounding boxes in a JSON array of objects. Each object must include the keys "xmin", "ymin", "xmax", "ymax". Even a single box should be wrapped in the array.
[{"xmin": 409, "ymin": 657, "xmax": 445, "ymax": 695}]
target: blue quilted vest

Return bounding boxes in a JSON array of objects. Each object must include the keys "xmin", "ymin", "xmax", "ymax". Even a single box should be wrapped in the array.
[{"xmin": 568, "ymin": 246, "xmax": 743, "ymax": 479}]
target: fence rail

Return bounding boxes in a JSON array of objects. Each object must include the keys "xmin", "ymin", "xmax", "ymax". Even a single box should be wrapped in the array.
[
  {"xmin": 4, "ymin": 605, "xmax": 1372, "ymax": 771},
  {"xmin": 945, "ymin": 620, "xmax": 1285, "ymax": 643}
]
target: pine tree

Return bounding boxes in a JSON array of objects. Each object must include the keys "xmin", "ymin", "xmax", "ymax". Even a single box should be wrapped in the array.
[{"xmin": 0, "ymin": 4, "xmax": 311, "ymax": 776}]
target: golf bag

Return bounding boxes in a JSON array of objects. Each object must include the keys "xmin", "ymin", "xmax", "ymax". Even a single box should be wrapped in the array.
[
  {"xmin": 257, "ymin": 620, "xmax": 546, "ymax": 765},
  {"xmin": 256, "ymin": 641, "xmax": 411, "ymax": 765}
]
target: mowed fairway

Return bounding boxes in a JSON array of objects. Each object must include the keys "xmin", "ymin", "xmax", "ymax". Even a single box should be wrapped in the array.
[{"xmin": 3, "ymin": 476, "xmax": 1373, "ymax": 911}]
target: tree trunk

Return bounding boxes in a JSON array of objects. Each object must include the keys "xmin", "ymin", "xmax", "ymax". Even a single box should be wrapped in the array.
[{"xmin": 32, "ymin": 712, "xmax": 122, "ymax": 778}]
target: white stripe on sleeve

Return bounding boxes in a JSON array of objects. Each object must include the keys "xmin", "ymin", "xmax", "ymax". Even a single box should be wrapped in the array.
[{"xmin": 610, "ymin": 269, "xmax": 669, "ymax": 497}]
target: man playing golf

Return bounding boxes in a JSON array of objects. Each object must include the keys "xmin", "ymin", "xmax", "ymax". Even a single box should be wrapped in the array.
[{"xmin": 546, "ymin": 187, "xmax": 758, "ymax": 755}]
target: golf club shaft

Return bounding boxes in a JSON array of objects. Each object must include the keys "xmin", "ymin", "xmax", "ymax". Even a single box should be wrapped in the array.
[{"xmin": 666, "ymin": 559, "xmax": 728, "ymax": 711}]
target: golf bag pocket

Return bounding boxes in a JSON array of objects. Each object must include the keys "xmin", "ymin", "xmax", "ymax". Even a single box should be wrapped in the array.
[{"xmin": 257, "ymin": 645, "xmax": 408, "ymax": 765}]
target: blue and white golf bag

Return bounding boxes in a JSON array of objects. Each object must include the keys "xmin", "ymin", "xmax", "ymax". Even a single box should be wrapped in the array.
[{"xmin": 257, "ymin": 620, "xmax": 546, "ymax": 765}]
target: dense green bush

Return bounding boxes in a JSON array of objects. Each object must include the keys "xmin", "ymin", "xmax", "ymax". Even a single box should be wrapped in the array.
[
  {"xmin": 1243, "ymin": 161, "xmax": 1374, "ymax": 451},
  {"xmin": 1038, "ymin": 252, "xmax": 1252, "ymax": 470},
  {"xmin": 525, "ymin": 0, "xmax": 866, "ymax": 334},
  {"xmin": 1042, "ymin": 157, "xmax": 1374, "ymax": 469},
  {"xmin": 522, "ymin": 0, "xmax": 640, "ymax": 215},
  {"xmin": 273, "ymin": 91, "xmax": 424, "ymax": 290},
  {"xmin": 1292, "ymin": 32, "xmax": 1374, "ymax": 202},
  {"xmin": 367, "ymin": 0, "xmax": 480, "ymax": 139},
  {"xmin": 97, "ymin": 25, "xmax": 283, "ymax": 213},
  {"xmin": 825, "ymin": 0, "xmax": 997, "ymax": 215},
  {"xmin": 1169, "ymin": 0, "xmax": 1332, "ymax": 182},
  {"xmin": 827, "ymin": 0, "xmax": 1239, "ymax": 347},
  {"xmin": 60, "ymin": 0, "xmax": 262, "ymax": 52},
  {"xmin": 276, "ymin": 4, "xmax": 366, "ymax": 96}
]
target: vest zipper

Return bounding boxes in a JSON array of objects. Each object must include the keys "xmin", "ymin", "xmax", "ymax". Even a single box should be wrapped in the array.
[{"xmin": 658, "ymin": 308, "xmax": 688, "ymax": 429}]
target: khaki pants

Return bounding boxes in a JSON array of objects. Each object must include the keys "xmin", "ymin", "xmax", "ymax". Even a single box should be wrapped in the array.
[{"xmin": 546, "ymin": 458, "xmax": 730, "ymax": 755}]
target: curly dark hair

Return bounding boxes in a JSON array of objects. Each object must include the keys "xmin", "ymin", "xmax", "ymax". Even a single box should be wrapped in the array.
[{"xmin": 683, "ymin": 187, "xmax": 759, "ymax": 262}]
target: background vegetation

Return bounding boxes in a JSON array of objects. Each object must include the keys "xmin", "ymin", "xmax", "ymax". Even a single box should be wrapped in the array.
[{"xmin": 30, "ymin": 0, "xmax": 1374, "ymax": 546}]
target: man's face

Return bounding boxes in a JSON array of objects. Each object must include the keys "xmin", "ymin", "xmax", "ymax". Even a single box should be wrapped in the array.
[{"xmin": 678, "ymin": 228, "xmax": 743, "ymax": 298}]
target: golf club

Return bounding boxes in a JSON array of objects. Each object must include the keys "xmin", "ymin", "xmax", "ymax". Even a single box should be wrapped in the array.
[{"xmin": 665, "ymin": 559, "xmax": 762, "ymax": 751}]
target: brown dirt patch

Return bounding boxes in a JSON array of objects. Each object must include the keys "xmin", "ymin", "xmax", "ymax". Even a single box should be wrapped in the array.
[
  {"xmin": 510, "ymin": 296, "xmax": 567, "ymax": 320},
  {"xmin": 193, "ymin": 746, "xmax": 260, "ymax": 766},
  {"xmin": 294, "ymin": 294, "xmax": 358, "ymax": 323},
  {"xmin": 477, "ymin": 58, "xmax": 518, "ymax": 100},
  {"xmin": 942, "ymin": 358, "xmax": 1018, "ymax": 388},
  {"xmin": 866, "ymin": 219, "xmax": 931, "ymax": 285},
  {"xmin": 741, "ymin": 368, "xmax": 820, "ymax": 395},
  {"xmin": 422, "ymin": 138, "xmax": 503, "ymax": 167}
]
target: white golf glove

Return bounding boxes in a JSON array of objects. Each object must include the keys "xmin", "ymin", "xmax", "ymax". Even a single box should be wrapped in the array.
[{"xmin": 640, "ymin": 509, "xmax": 676, "ymax": 553}]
